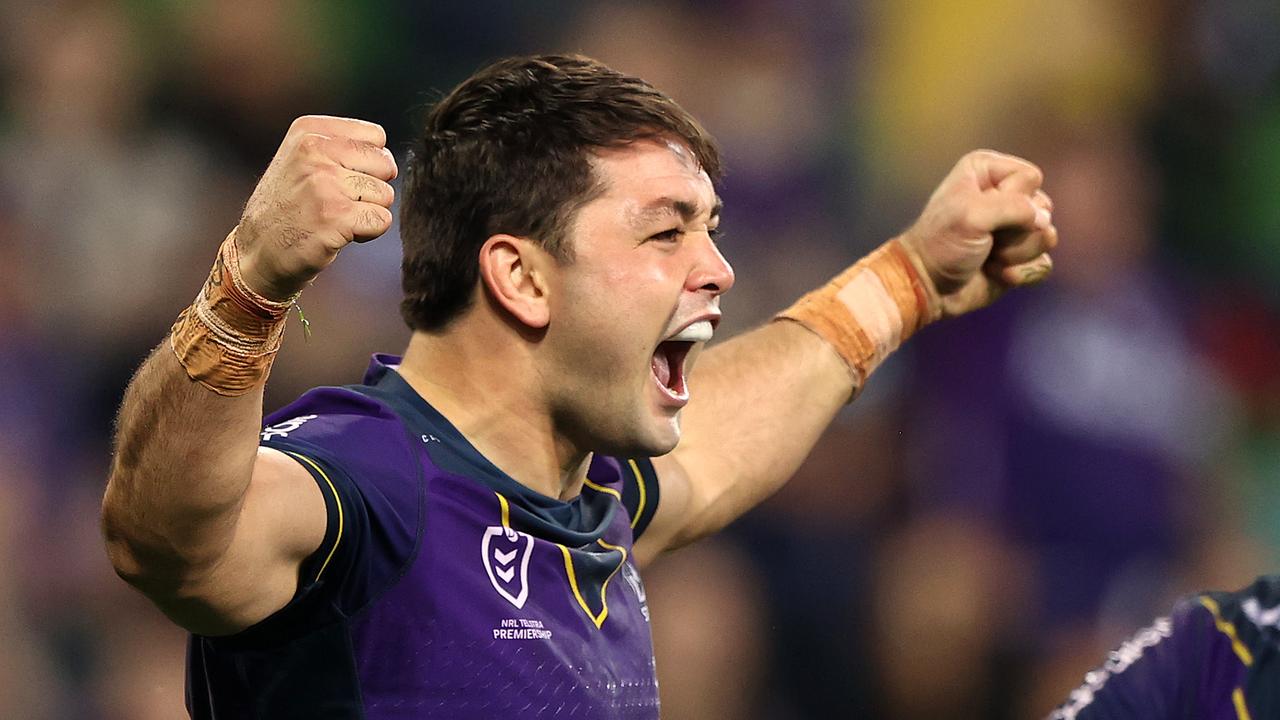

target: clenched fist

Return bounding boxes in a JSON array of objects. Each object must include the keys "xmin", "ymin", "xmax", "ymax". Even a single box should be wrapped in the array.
[
  {"xmin": 235, "ymin": 116, "xmax": 399, "ymax": 301},
  {"xmin": 898, "ymin": 150, "xmax": 1058, "ymax": 318}
]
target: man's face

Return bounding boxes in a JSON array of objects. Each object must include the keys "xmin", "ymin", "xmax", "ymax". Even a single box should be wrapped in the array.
[{"xmin": 542, "ymin": 137, "xmax": 734, "ymax": 457}]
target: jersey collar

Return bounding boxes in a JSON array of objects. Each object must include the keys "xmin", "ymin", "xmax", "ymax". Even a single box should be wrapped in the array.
[{"xmin": 356, "ymin": 354, "xmax": 617, "ymax": 543}]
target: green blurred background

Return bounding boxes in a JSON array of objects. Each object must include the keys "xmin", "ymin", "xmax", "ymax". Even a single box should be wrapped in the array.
[{"xmin": 2, "ymin": 1, "xmax": 1279, "ymax": 717}]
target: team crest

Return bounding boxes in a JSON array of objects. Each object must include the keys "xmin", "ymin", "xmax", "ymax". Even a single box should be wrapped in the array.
[{"xmin": 482, "ymin": 526, "xmax": 535, "ymax": 609}]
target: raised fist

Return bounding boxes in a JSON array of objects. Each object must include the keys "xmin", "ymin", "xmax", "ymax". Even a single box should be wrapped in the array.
[
  {"xmin": 234, "ymin": 116, "xmax": 398, "ymax": 301},
  {"xmin": 898, "ymin": 150, "xmax": 1058, "ymax": 318}
]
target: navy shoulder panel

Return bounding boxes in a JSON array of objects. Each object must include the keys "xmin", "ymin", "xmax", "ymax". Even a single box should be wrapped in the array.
[{"xmin": 258, "ymin": 385, "xmax": 426, "ymax": 621}]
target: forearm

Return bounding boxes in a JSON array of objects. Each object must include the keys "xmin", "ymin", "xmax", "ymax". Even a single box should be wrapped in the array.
[
  {"xmin": 100, "ymin": 117, "xmax": 393, "ymax": 632},
  {"xmin": 668, "ymin": 319, "xmax": 853, "ymax": 542},
  {"xmin": 103, "ymin": 341, "xmax": 265, "ymax": 584},
  {"xmin": 102, "ymin": 230, "xmax": 291, "ymax": 586},
  {"xmin": 662, "ymin": 236, "xmax": 936, "ymax": 546}
]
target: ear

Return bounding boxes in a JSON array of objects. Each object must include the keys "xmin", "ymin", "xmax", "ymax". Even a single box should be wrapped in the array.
[{"xmin": 477, "ymin": 234, "xmax": 552, "ymax": 329}]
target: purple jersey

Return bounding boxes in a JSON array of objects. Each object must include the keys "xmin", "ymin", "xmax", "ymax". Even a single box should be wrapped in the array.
[
  {"xmin": 186, "ymin": 355, "xmax": 662, "ymax": 719},
  {"xmin": 1050, "ymin": 575, "xmax": 1280, "ymax": 720}
]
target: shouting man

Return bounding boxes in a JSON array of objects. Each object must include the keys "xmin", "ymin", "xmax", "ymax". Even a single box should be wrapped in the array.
[{"xmin": 103, "ymin": 55, "xmax": 1056, "ymax": 718}]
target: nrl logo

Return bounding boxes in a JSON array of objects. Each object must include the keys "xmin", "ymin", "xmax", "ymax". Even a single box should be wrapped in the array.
[{"xmin": 481, "ymin": 526, "xmax": 534, "ymax": 609}]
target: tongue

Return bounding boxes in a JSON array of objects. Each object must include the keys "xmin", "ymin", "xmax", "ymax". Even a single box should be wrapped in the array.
[{"xmin": 652, "ymin": 348, "xmax": 672, "ymax": 389}]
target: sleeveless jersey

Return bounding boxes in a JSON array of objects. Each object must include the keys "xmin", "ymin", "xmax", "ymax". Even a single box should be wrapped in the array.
[{"xmin": 186, "ymin": 354, "xmax": 663, "ymax": 719}]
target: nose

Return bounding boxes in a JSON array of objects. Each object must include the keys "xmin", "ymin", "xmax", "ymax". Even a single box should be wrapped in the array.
[{"xmin": 686, "ymin": 233, "xmax": 735, "ymax": 296}]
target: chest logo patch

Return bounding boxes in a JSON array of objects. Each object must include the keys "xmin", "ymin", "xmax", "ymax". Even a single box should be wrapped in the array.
[{"xmin": 482, "ymin": 526, "xmax": 535, "ymax": 609}]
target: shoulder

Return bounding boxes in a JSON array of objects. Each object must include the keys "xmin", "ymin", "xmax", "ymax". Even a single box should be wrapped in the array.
[
  {"xmin": 1048, "ymin": 578, "xmax": 1280, "ymax": 720},
  {"xmin": 260, "ymin": 384, "xmax": 424, "ymax": 545},
  {"xmin": 1196, "ymin": 575, "xmax": 1280, "ymax": 665},
  {"xmin": 262, "ymin": 385, "xmax": 402, "ymax": 444},
  {"xmin": 255, "ymin": 385, "xmax": 427, "ymax": 616},
  {"xmin": 260, "ymin": 385, "xmax": 423, "ymax": 476}
]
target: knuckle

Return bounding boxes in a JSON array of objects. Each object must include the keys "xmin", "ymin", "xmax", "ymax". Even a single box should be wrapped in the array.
[
  {"xmin": 297, "ymin": 133, "xmax": 328, "ymax": 154},
  {"xmin": 310, "ymin": 161, "xmax": 338, "ymax": 179},
  {"xmin": 316, "ymin": 198, "xmax": 352, "ymax": 224},
  {"xmin": 304, "ymin": 167, "xmax": 337, "ymax": 193}
]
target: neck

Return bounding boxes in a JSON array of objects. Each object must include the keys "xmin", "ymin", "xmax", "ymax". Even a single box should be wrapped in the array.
[{"xmin": 396, "ymin": 326, "xmax": 591, "ymax": 501}]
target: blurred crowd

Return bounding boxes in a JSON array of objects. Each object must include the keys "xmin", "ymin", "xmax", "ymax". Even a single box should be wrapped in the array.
[{"xmin": 1, "ymin": 0, "xmax": 1279, "ymax": 717}]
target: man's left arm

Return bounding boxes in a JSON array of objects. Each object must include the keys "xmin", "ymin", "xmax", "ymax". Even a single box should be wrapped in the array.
[{"xmin": 635, "ymin": 150, "xmax": 1057, "ymax": 566}]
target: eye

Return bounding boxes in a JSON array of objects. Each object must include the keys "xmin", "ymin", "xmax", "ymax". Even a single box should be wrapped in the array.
[
  {"xmin": 709, "ymin": 227, "xmax": 724, "ymax": 242},
  {"xmin": 649, "ymin": 228, "xmax": 681, "ymax": 243}
]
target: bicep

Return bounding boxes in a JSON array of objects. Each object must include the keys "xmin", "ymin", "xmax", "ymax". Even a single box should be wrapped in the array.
[{"xmin": 157, "ymin": 447, "xmax": 329, "ymax": 635}]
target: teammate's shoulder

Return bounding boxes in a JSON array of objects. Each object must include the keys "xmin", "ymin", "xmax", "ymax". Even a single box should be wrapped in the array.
[{"xmin": 1194, "ymin": 574, "xmax": 1280, "ymax": 643}]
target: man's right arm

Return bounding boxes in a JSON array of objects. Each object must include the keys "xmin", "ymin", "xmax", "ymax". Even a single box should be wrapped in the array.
[{"xmin": 101, "ymin": 116, "xmax": 397, "ymax": 636}]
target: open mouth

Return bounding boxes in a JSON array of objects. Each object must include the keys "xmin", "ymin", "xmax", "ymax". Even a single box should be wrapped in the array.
[
  {"xmin": 652, "ymin": 340, "xmax": 694, "ymax": 402},
  {"xmin": 650, "ymin": 318, "xmax": 715, "ymax": 405}
]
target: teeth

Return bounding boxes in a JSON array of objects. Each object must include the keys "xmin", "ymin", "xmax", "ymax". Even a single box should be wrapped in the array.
[{"xmin": 669, "ymin": 320, "xmax": 713, "ymax": 343}]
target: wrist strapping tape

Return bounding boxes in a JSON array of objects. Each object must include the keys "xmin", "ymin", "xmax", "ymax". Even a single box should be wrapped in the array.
[
  {"xmin": 170, "ymin": 229, "xmax": 295, "ymax": 396},
  {"xmin": 774, "ymin": 238, "xmax": 941, "ymax": 394}
]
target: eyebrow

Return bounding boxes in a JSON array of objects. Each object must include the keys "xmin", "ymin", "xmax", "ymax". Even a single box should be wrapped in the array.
[{"xmin": 632, "ymin": 195, "xmax": 723, "ymax": 227}]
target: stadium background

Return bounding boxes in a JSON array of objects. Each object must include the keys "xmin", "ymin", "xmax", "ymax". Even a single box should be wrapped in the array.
[{"xmin": 1, "ymin": 0, "xmax": 1279, "ymax": 717}]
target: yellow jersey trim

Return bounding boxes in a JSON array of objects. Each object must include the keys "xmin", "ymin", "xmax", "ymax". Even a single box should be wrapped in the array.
[
  {"xmin": 582, "ymin": 476, "xmax": 623, "ymax": 503},
  {"xmin": 1233, "ymin": 687, "xmax": 1252, "ymax": 720},
  {"xmin": 559, "ymin": 539, "xmax": 628, "ymax": 629},
  {"xmin": 496, "ymin": 492, "xmax": 511, "ymax": 529},
  {"xmin": 1200, "ymin": 596, "xmax": 1253, "ymax": 666},
  {"xmin": 626, "ymin": 459, "xmax": 647, "ymax": 530},
  {"xmin": 284, "ymin": 451, "xmax": 344, "ymax": 583}
]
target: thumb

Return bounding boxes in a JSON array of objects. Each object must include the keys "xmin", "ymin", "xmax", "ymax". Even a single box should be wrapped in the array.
[{"xmin": 967, "ymin": 150, "xmax": 1044, "ymax": 193}]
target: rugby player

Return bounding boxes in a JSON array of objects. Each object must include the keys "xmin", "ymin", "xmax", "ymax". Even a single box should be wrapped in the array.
[
  {"xmin": 102, "ymin": 55, "xmax": 1056, "ymax": 718},
  {"xmin": 1050, "ymin": 575, "xmax": 1280, "ymax": 719}
]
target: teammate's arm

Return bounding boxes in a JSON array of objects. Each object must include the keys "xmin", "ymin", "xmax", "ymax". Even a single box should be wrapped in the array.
[
  {"xmin": 101, "ymin": 116, "xmax": 396, "ymax": 635},
  {"xmin": 636, "ymin": 150, "xmax": 1057, "ymax": 565}
]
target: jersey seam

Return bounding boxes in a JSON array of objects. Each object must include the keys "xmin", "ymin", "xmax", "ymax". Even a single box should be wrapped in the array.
[{"xmin": 281, "ymin": 450, "xmax": 344, "ymax": 584}]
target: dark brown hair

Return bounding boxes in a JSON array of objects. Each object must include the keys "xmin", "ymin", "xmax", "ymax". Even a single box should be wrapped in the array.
[{"xmin": 399, "ymin": 54, "xmax": 721, "ymax": 332}]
